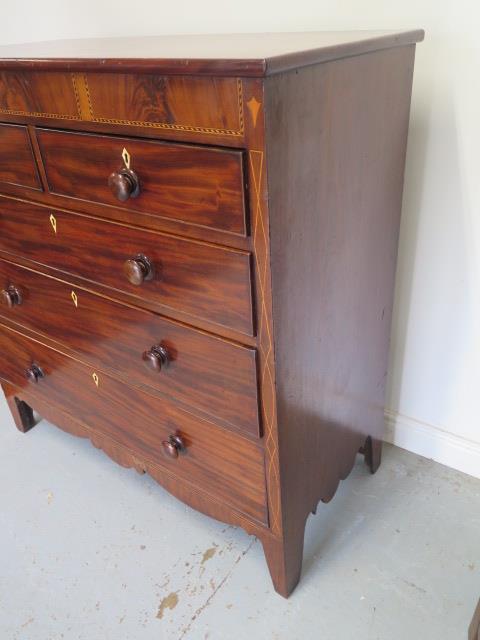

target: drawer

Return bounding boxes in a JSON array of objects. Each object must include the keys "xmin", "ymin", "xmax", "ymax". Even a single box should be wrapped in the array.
[
  {"xmin": 0, "ymin": 124, "xmax": 41, "ymax": 190},
  {"xmin": 36, "ymin": 129, "xmax": 247, "ymax": 236},
  {"xmin": 0, "ymin": 259, "xmax": 260, "ymax": 436},
  {"xmin": 0, "ymin": 323, "xmax": 268, "ymax": 524},
  {"xmin": 0, "ymin": 71, "xmax": 244, "ymax": 145},
  {"xmin": 0, "ymin": 197, "xmax": 254, "ymax": 335}
]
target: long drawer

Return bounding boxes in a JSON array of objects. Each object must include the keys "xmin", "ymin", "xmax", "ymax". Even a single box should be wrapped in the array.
[
  {"xmin": 0, "ymin": 322, "xmax": 268, "ymax": 524},
  {"xmin": 0, "ymin": 196, "xmax": 254, "ymax": 335},
  {"xmin": 36, "ymin": 128, "xmax": 248, "ymax": 236},
  {"xmin": 0, "ymin": 259, "xmax": 260, "ymax": 436}
]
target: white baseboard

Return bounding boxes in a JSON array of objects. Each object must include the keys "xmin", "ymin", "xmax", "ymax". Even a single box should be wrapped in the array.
[{"xmin": 384, "ymin": 409, "xmax": 480, "ymax": 480}]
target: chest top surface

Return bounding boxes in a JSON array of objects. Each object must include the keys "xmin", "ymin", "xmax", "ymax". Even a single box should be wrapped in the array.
[{"xmin": 0, "ymin": 30, "xmax": 424, "ymax": 75}]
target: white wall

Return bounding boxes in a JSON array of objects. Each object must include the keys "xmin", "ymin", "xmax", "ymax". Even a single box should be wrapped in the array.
[{"xmin": 1, "ymin": 1, "xmax": 479, "ymax": 477}]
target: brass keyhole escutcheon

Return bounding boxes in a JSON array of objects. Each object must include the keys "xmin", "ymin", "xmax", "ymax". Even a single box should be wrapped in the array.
[
  {"xmin": 49, "ymin": 213, "xmax": 57, "ymax": 234},
  {"xmin": 122, "ymin": 147, "xmax": 131, "ymax": 169}
]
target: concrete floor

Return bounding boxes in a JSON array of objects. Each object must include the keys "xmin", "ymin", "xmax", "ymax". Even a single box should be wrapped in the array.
[{"xmin": 0, "ymin": 402, "xmax": 479, "ymax": 640}]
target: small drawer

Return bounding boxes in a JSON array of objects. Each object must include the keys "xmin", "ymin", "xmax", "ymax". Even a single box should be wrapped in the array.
[
  {"xmin": 0, "ymin": 259, "xmax": 260, "ymax": 436},
  {"xmin": 0, "ymin": 322, "xmax": 268, "ymax": 524},
  {"xmin": 0, "ymin": 124, "xmax": 41, "ymax": 190},
  {"xmin": 36, "ymin": 128, "xmax": 248, "ymax": 237},
  {"xmin": 0, "ymin": 197, "xmax": 254, "ymax": 335}
]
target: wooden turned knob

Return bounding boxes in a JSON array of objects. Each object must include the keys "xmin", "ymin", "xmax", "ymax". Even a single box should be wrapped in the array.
[
  {"xmin": 161, "ymin": 435, "xmax": 186, "ymax": 459},
  {"xmin": 25, "ymin": 364, "xmax": 44, "ymax": 384},
  {"xmin": 142, "ymin": 345, "xmax": 169, "ymax": 372},
  {"xmin": 108, "ymin": 168, "xmax": 140, "ymax": 202},
  {"xmin": 123, "ymin": 254, "xmax": 154, "ymax": 286},
  {"xmin": 1, "ymin": 285, "xmax": 22, "ymax": 308}
]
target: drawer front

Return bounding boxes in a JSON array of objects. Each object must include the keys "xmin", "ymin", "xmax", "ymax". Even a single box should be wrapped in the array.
[
  {"xmin": 0, "ymin": 124, "xmax": 41, "ymax": 190},
  {"xmin": 0, "ymin": 71, "xmax": 244, "ymax": 142},
  {"xmin": 0, "ymin": 323, "xmax": 268, "ymax": 524},
  {"xmin": 0, "ymin": 259, "xmax": 260, "ymax": 436},
  {"xmin": 37, "ymin": 129, "xmax": 247, "ymax": 236},
  {"xmin": 0, "ymin": 197, "xmax": 254, "ymax": 335}
]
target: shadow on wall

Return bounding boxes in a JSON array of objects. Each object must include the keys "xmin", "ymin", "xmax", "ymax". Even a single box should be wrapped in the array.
[{"xmin": 386, "ymin": 39, "xmax": 475, "ymax": 439}]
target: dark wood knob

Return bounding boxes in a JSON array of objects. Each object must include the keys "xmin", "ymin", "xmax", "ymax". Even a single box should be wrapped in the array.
[
  {"xmin": 108, "ymin": 168, "xmax": 140, "ymax": 202},
  {"xmin": 25, "ymin": 364, "xmax": 44, "ymax": 384},
  {"xmin": 123, "ymin": 254, "xmax": 154, "ymax": 286},
  {"xmin": 1, "ymin": 285, "xmax": 22, "ymax": 308},
  {"xmin": 161, "ymin": 435, "xmax": 186, "ymax": 459},
  {"xmin": 142, "ymin": 345, "xmax": 169, "ymax": 372}
]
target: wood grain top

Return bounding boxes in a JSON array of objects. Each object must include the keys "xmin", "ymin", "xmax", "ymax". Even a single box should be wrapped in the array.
[{"xmin": 0, "ymin": 31, "xmax": 424, "ymax": 76}]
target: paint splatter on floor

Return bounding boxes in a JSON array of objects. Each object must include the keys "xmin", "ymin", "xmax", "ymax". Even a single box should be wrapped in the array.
[
  {"xmin": 201, "ymin": 545, "xmax": 218, "ymax": 565},
  {"xmin": 20, "ymin": 617, "xmax": 34, "ymax": 628},
  {"xmin": 156, "ymin": 592, "xmax": 179, "ymax": 620}
]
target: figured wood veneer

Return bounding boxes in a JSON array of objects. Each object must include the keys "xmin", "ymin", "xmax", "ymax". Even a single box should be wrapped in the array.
[
  {"xmin": 0, "ymin": 70, "xmax": 245, "ymax": 141},
  {"xmin": 0, "ymin": 259, "xmax": 260, "ymax": 436},
  {"xmin": 0, "ymin": 70, "xmax": 80, "ymax": 119},
  {"xmin": 36, "ymin": 128, "xmax": 248, "ymax": 236},
  {"xmin": 0, "ymin": 123, "xmax": 41, "ymax": 190},
  {"xmin": 0, "ymin": 197, "xmax": 254, "ymax": 335},
  {"xmin": 0, "ymin": 322, "xmax": 268, "ymax": 524},
  {"xmin": 83, "ymin": 73, "xmax": 244, "ymax": 136}
]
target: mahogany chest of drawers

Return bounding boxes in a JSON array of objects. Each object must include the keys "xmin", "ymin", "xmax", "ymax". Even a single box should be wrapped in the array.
[{"xmin": 0, "ymin": 31, "xmax": 423, "ymax": 597}]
